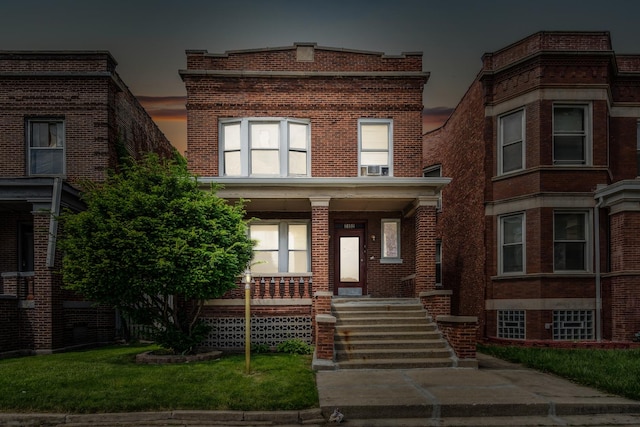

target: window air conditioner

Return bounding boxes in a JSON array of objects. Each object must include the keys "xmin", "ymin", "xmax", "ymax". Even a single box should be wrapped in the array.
[{"xmin": 364, "ymin": 165, "xmax": 389, "ymax": 176}]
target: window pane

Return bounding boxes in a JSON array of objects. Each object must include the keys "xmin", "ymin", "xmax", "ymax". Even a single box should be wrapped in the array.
[
  {"xmin": 223, "ymin": 123, "xmax": 241, "ymax": 150},
  {"xmin": 554, "ymin": 107, "xmax": 584, "ymax": 132},
  {"xmin": 288, "ymin": 151, "xmax": 307, "ymax": 175},
  {"xmin": 554, "ymin": 136, "xmax": 585, "ymax": 163},
  {"xmin": 555, "ymin": 213, "xmax": 585, "ymax": 240},
  {"xmin": 250, "ymin": 123, "xmax": 279, "ymax": 148},
  {"xmin": 251, "ymin": 150, "xmax": 279, "ymax": 175},
  {"xmin": 382, "ymin": 221, "xmax": 399, "ymax": 258},
  {"xmin": 503, "ymin": 142, "xmax": 522, "ymax": 173},
  {"xmin": 288, "ymin": 251, "xmax": 308, "ymax": 272},
  {"xmin": 50, "ymin": 123, "xmax": 63, "ymax": 148},
  {"xmin": 251, "ymin": 225, "xmax": 279, "ymax": 250},
  {"xmin": 554, "ymin": 242, "xmax": 585, "ymax": 270},
  {"xmin": 288, "ymin": 224, "xmax": 307, "ymax": 250},
  {"xmin": 502, "ymin": 111, "xmax": 522, "ymax": 144},
  {"xmin": 30, "ymin": 150, "xmax": 63, "ymax": 175},
  {"xmin": 361, "ymin": 124, "xmax": 389, "ymax": 150},
  {"xmin": 361, "ymin": 151, "xmax": 389, "ymax": 166},
  {"xmin": 252, "ymin": 251, "xmax": 278, "ymax": 273},
  {"xmin": 503, "ymin": 245, "xmax": 523, "ymax": 273},
  {"xmin": 339, "ymin": 236, "xmax": 359, "ymax": 282},
  {"xmin": 503, "ymin": 215, "xmax": 523, "ymax": 244},
  {"xmin": 224, "ymin": 151, "xmax": 241, "ymax": 176},
  {"xmin": 289, "ymin": 123, "xmax": 307, "ymax": 150}
]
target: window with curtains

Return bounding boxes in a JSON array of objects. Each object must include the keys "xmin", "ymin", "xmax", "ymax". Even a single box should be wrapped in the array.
[
  {"xmin": 498, "ymin": 109, "xmax": 524, "ymax": 174},
  {"xmin": 553, "ymin": 105, "xmax": 590, "ymax": 165},
  {"xmin": 249, "ymin": 222, "xmax": 309, "ymax": 274},
  {"xmin": 220, "ymin": 118, "xmax": 310, "ymax": 177},
  {"xmin": 28, "ymin": 119, "xmax": 65, "ymax": 175}
]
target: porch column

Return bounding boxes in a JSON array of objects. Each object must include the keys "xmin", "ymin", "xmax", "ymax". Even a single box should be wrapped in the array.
[
  {"xmin": 310, "ymin": 197, "xmax": 330, "ymax": 296},
  {"xmin": 414, "ymin": 197, "xmax": 437, "ymax": 296}
]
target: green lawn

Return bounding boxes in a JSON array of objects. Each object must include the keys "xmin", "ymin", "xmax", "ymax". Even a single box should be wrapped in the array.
[
  {"xmin": 479, "ymin": 344, "xmax": 640, "ymax": 401},
  {"xmin": 0, "ymin": 344, "xmax": 318, "ymax": 413}
]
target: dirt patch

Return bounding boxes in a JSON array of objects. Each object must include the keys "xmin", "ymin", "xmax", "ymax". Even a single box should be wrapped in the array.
[{"xmin": 135, "ymin": 350, "xmax": 223, "ymax": 364}]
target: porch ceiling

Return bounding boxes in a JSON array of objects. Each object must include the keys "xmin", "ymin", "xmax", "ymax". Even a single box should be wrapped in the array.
[{"xmin": 199, "ymin": 176, "xmax": 451, "ymax": 213}]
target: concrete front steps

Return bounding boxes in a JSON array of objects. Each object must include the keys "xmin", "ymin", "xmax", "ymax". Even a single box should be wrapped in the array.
[{"xmin": 332, "ymin": 297, "xmax": 455, "ymax": 369}]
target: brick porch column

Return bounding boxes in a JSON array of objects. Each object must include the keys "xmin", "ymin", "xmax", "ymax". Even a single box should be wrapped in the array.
[
  {"xmin": 414, "ymin": 198, "xmax": 437, "ymax": 296},
  {"xmin": 310, "ymin": 197, "xmax": 330, "ymax": 297}
]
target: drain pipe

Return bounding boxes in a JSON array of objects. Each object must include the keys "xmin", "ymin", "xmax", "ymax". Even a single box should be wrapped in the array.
[{"xmin": 594, "ymin": 195, "xmax": 604, "ymax": 342}]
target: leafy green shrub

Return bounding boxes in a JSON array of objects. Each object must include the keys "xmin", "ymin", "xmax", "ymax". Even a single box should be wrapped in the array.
[
  {"xmin": 153, "ymin": 321, "xmax": 211, "ymax": 355},
  {"xmin": 252, "ymin": 343, "xmax": 271, "ymax": 354},
  {"xmin": 276, "ymin": 339, "xmax": 313, "ymax": 355}
]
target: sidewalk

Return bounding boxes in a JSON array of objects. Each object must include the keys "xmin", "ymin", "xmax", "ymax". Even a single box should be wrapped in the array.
[{"xmin": 2, "ymin": 354, "xmax": 640, "ymax": 426}]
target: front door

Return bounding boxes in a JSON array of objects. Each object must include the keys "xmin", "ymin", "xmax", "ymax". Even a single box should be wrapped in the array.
[{"xmin": 334, "ymin": 222, "xmax": 366, "ymax": 296}]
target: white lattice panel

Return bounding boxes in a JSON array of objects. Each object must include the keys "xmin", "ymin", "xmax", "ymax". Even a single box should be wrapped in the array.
[{"xmin": 202, "ymin": 316, "xmax": 312, "ymax": 349}]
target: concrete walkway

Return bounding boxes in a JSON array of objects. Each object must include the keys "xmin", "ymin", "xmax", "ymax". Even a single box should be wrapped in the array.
[{"xmin": 2, "ymin": 354, "xmax": 640, "ymax": 426}]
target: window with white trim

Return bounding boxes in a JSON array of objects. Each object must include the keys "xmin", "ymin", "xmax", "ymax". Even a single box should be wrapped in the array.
[
  {"xmin": 553, "ymin": 104, "xmax": 590, "ymax": 165},
  {"xmin": 497, "ymin": 310, "xmax": 525, "ymax": 339},
  {"xmin": 498, "ymin": 109, "xmax": 525, "ymax": 174},
  {"xmin": 28, "ymin": 119, "xmax": 65, "ymax": 175},
  {"xmin": 220, "ymin": 118, "xmax": 310, "ymax": 177},
  {"xmin": 554, "ymin": 211, "xmax": 588, "ymax": 272},
  {"xmin": 249, "ymin": 221, "xmax": 309, "ymax": 274},
  {"xmin": 381, "ymin": 218, "xmax": 401, "ymax": 263},
  {"xmin": 359, "ymin": 119, "xmax": 392, "ymax": 176},
  {"xmin": 499, "ymin": 213, "xmax": 525, "ymax": 274}
]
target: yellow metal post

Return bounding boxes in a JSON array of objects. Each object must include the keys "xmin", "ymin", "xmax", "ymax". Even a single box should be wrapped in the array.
[{"xmin": 244, "ymin": 270, "xmax": 251, "ymax": 374}]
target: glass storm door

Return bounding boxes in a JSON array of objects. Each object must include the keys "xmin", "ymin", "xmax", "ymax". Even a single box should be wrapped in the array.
[{"xmin": 334, "ymin": 222, "xmax": 366, "ymax": 296}]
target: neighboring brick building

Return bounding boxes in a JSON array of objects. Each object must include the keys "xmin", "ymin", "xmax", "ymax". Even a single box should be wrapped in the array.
[
  {"xmin": 424, "ymin": 31, "xmax": 640, "ymax": 343},
  {"xmin": 180, "ymin": 44, "xmax": 449, "ymax": 351},
  {"xmin": 0, "ymin": 51, "xmax": 175, "ymax": 356}
]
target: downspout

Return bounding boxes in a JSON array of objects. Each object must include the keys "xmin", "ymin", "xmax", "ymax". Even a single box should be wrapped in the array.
[
  {"xmin": 46, "ymin": 177, "xmax": 63, "ymax": 268},
  {"xmin": 594, "ymin": 195, "xmax": 604, "ymax": 342}
]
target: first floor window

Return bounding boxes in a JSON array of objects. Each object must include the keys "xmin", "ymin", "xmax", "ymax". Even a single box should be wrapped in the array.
[
  {"xmin": 499, "ymin": 213, "xmax": 524, "ymax": 274},
  {"xmin": 435, "ymin": 240, "xmax": 442, "ymax": 286},
  {"xmin": 250, "ymin": 221, "xmax": 309, "ymax": 274},
  {"xmin": 220, "ymin": 118, "xmax": 310, "ymax": 177},
  {"xmin": 28, "ymin": 119, "xmax": 65, "ymax": 175},
  {"xmin": 554, "ymin": 211, "xmax": 588, "ymax": 272},
  {"xmin": 553, "ymin": 104, "xmax": 589, "ymax": 165},
  {"xmin": 498, "ymin": 109, "xmax": 525, "ymax": 174},
  {"xmin": 359, "ymin": 119, "xmax": 392, "ymax": 176},
  {"xmin": 381, "ymin": 218, "xmax": 401, "ymax": 262}
]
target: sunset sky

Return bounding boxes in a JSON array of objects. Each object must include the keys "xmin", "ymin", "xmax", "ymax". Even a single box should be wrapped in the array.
[{"xmin": 2, "ymin": 0, "xmax": 640, "ymax": 154}]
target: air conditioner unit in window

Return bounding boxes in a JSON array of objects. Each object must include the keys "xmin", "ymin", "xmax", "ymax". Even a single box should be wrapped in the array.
[{"xmin": 364, "ymin": 165, "xmax": 389, "ymax": 176}]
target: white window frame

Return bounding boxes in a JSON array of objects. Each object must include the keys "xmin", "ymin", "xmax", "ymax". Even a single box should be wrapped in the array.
[
  {"xmin": 552, "ymin": 104, "xmax": 591, "ymax": 166},
  {"xmin": 498, "ymin": 212, "xmax": 525, "ymax": 275},
  {"xmin": 358, "ymin": 118, "xmax": 393, "ymax": 177},
  {"xmin": 553, "ymin": 210, "xmax": 590, "ymax": 273},
  {"xmin": 27, "ymin": 118, "xmax": 65, "ymax": 176},
  {"xmin": 498, "ymin": 108, "xmax": 525, "ymax": 175},
  {"xmin": 435, "ymin": 239, "xmax": 442, "ymax": 287},
  {"xmin": 219, "ymin": 118, "xmax": 310, "ymax": 177},
  {"xmin": 380, "ymin": 218, "xmax": 402, "ymax": 264},
  {"xmin": 249, "ymin": 221, "xmax": 310, "ymax": 274}
]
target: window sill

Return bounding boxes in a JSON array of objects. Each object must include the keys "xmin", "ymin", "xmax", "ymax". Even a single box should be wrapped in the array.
[{"xmin": 380, "ymin": 258, "xmax": 403, "ymax": 264}]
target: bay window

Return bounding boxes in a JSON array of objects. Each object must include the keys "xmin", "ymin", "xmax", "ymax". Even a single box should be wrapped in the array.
[
  {"xmin": 220, "ymin": 118, "xmax": 310, "ymax": 177},
  {"xmin": 499, "ymin": 213, "xmax": 525, "ymax": 274},
  {"xmin": 498, "ymin": 109, "xmax": 524, "ymax": 174},
  {"xmin": 553, "ymin": 105, "xmax": 590, "ymax": 165},
  {"xmin": 554, "ymin": 211, "xmax": 589, "ymax": 272}
]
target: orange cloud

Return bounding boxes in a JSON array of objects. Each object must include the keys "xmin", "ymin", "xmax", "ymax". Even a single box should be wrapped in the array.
[
  {"xmin": 137, "ymin": 95, "xmax": 187, "ymax": 121},
  {"xmin": 423, "ymin": 107, "xmax": 453, "ymax": 132}
]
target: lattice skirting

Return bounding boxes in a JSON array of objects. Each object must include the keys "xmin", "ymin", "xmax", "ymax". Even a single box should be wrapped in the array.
[{"xmin": 202, "ymin": 316, "xmax": 313, "ymax": 349}]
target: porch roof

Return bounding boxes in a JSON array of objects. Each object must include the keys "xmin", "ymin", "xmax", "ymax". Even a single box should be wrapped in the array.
[
  {"xmin": 198, "ymin": 176, "xmax": 451, "ymax": 215},
  {"xmin": 0, "ymin": 177, "xmax": 84, "ymax": 213}
]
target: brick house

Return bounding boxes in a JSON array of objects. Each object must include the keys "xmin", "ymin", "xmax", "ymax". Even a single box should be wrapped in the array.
[
  {"xmin": 424, "ymin": 31, "xmax": 640, "ymax": 343},
  {"xmin": 0, "ymin": 51, "xmax": 175, "ymax": 356},
  {"xmin": 179, "ymin": 44, "xmax": 452, "ymax": 356}
]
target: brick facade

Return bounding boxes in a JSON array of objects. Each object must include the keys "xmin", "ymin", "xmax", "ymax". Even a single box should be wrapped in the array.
[
  {"xmin": 180, "ymin": 44, "xmax": 447, "ymax": 353},
  {"xmin": 0, "ymin": 51, "xmax": 174, "ymax": 355},
  {"xmin": 425, "ymin": 31, "xmax": 640, "ymax": 344}
]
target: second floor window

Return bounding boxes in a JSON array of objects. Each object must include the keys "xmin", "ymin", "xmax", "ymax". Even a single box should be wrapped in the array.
[
  {"xmin": 359, "ymin": 119, "xmax": 392, "ymax": 176},
  {"xmin": 499, "ymin": 213, "xmax": 525, "ymax": 274},
  {"xmin": 220, "ymin": 118, "xmax": 309, "ymax": 177},
  {"xmin": 498, "ymin": 109, "xmax": 524, "ymax": 174},
  {"xmin": 28, "ymin": 119, "xmax": 65, "ymax": 176},
  {"xmin": 553, "ymin": 105, "xmax": 590, "ymax": 165}
]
